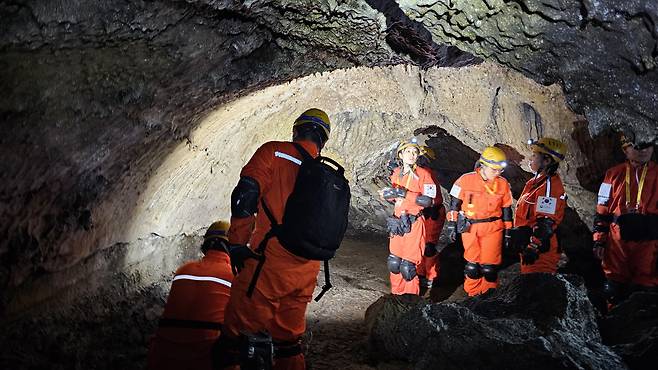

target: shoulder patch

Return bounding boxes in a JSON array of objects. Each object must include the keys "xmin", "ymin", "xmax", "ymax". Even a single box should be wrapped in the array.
[
  {"xmin": 597, "ymin": 183, "xmax": 612, "ymax": 205},
  {"xmin": 449, "ymin": 184, "xmax": 461, "ymax": 198}
]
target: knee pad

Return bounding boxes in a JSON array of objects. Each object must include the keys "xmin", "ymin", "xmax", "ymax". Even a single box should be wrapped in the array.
[
  {"xmin": 387, "ymin": 254, "xmax": 402, "ymax": 274},
  {"xmin": 239, "ymin": 331, "xmax": 273, "ymax": 370},
  {"xmin": 481, "ymin": 264, "xmax": 498, "ymax": 283},
  {"xmin": 464, "ymin": 262, "xmax": 482, "ymax": 279},
  {"xmin": 399, "ymin": 259, "xmax": 417, "ymax": 281},
  {"xmin": 603, "ymin": 280, "xmax": 627, "ymax": 305}
]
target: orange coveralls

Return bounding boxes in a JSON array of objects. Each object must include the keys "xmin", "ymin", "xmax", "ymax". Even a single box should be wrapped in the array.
[
  {"xmin": 595, "ymin": 161, "xmax": 658, "ymax": 287},
  {"xmin": 515, "ymin": 173, "xmax": 567, "ymax": 273},
  {"xmin": 147, "ymin": 250, "xmax": 233, "ymax": 370},
  {"xmin": 449, "ymin": 168, "xmax": 513, "ymax": 296},
  {"xmin": 223, "ymin": 140, "xmax": 320, "ymax": 370},
  {"xmin": 389, "ymin": 166, "xmax": 437, "ymax": 295},
  {"xmin": 416, "ymin": 169, "xmax": 445, "ymax": 282}
]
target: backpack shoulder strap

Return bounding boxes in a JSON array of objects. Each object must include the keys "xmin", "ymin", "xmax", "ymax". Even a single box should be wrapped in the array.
[
  {"xmin": 291, "ymin": 142, "xmax": 314, "ymax": 162},
  {"xmin": 246, "ymin": 199, "xmax": 278, "ymax": 298}
]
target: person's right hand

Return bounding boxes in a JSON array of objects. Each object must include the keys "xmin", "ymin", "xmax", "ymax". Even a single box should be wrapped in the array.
[
  {"xmin": 592, "ymin": 241, "xmax": 606, "ymax": 260},
  {"xmin": 445, "ymin": 221, "xmax": 457, "ymax": 243},
  {"xmin": 228, "ymin": 244, "xmax": 260, "ymax": 275}
]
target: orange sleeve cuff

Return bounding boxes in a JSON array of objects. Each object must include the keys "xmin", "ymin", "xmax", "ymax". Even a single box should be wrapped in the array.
[{"xmin": 228, "ymin": 216, "xmax": 255, "ymax": 245}]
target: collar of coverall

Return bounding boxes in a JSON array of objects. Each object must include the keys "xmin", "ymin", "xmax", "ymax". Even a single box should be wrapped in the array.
[{"xmin": 292, "ymin": 139, "xmax": 320, "ymax": 157}]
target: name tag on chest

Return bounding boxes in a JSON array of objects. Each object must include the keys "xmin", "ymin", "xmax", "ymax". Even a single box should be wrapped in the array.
[{"xmin": 536, "ymin": 196, "xmax": 557, "ymax": 215}]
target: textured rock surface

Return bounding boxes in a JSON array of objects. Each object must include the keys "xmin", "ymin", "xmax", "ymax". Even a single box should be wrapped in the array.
[
  {"xmin": 1, "ymin": 0, "xmax": 649, "ymax": 316},
  {"xmin": 397, "ymin": 0, "xmax": 658, "ymax": 142},
  {"xmin": 0, "ymin": 0, "xmax": 471, "ymax": 315},
  {"xmin": 367, "ymin": 273, "xmax": 627, "ymax": 370},
  {"xmin": 599, "ymin": 292, "xmax": 658, "ymax": 370}
]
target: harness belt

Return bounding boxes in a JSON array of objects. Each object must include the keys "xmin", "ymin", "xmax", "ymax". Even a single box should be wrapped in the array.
[
  {"xmin": 158, "ymin": 318, "xmax": 223, "ymax": 330},
  {"xmin": 468, "ymin": 216, "xmax": 501, "ymax": 224}
]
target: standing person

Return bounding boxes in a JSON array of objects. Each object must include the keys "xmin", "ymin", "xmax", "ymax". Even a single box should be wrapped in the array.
[
  {"xmin": 416, "ymin": 146, "xmax": 446, "ymax": 292},
  {"xmin": 148, "ymin": 221, "xmax": 234, "ymax": 370},
  {"xmin": 216, "ymin": 108, "xmax": 334, "ymax": 370},
  {"xmin": 593, "ymin": 135, "xmax": 658, "ymax": 306},
  {"xmin": 515, "ymin": 138, "xmax": 568, "ymax": 273},
  {"xmin": 381, "ymin": 138, "xmax": 438, "ymax": 295},
  {"xmin": 446, "ymin": 146, "xmax": 513, "ymax": 296}
]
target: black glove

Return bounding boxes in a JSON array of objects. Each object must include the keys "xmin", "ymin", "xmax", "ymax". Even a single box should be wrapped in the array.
[
  {"xmin": 228, "ymin": 244, "xmax": 260, "ymax": 274},
  {"xmin": 416, "ymin": 195, "xmax": 433, "ymax": 208},
  {"xmin": 400, "ymin": 214, "xmax": 413, "ymax": 234},
  {"xmin": 592, "ymin": 240, "xmax": 606, "ymax": 260},
  {"xmin": 521, "ymin": 243, "xmax": 540, "ymax": 265},
  {"xmin": 446, "ymin": 221, "xmax": 457, "ymax": 243},
  {"xmin": 424, "ymin": 242, "xmax": 438, "ymax": 257},
  {"xmin": 503, "ymin": 229, "xmax": 512, "ymax": 251},
  {"xmin": 386, "ymin": 217, "xmax": 404, "ymax": 236}
]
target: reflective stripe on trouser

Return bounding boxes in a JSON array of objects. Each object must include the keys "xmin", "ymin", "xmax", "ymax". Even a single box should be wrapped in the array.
[
  {"xmin": 520, "ymin": 235, "xmax": 560, "ymax": 274},
  {"xmin": 462, "ymin": 223, "xmax": 503, "ymax": 296},
  {"xmin": 603, "ymin": 223, "xmax": 658, "ymax": 286}
]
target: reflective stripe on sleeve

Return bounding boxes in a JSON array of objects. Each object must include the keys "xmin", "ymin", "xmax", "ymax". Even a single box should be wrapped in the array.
[
  {"xmin": 449, "ymin": 184, "xmax": 461, "ymax": 198},
  {"xmin": 597, "ymin": 183, "xmax": 612, "ymax": 205},
  {"xmin": 274, "ymin": 151, "xmax": 302, "ymax": 165},
  {"xmin": 173, "ymin": 274, "xmax": 232, "ymax": 288}
]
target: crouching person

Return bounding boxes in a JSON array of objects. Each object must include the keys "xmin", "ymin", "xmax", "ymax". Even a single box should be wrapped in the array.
[
  {"xmin": 381, "ymin": 138, "xmax": 438, "ymax": 295},
  {"xmin": 148, "ymin": 221, "xmax": 234, "ymax": 370}
]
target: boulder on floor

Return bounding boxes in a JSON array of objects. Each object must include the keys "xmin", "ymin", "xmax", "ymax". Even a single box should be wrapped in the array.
[
  {"xmin": 599, "ymin": 291, "xmax": 658, "ymax": 370},
  {"xmin": 367, "ymin": 273, "xmax": 626, "ymax": 370}
]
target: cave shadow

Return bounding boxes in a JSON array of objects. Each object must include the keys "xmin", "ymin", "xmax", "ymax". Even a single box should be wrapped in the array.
[
  {"xmin": 571, "ymin": 120, "xmax": 626, "ymax": 192},
  {"xmin": 362, "ymin": 0, "xmax": 480, "ymax": 68},
  {"xmin": 415, "ymin": 125, "xmax": 531, "ymax": 195}
]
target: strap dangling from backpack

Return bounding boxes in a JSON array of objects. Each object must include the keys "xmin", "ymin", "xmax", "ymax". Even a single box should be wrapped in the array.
[
  {"xmin": 246, "ymin": 200, "xmax": 278, "ymax": 298},
  {"xmin": 313, "ymin": 260, "xmax": 332, "ymax": 302}
]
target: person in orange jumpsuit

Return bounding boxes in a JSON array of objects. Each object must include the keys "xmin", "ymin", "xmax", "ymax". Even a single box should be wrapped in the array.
[
  {"xmin": 593, "ymin": 135, "xmax": 658, "ymax": 306},
  {"xmin": 515, "ymin": 138, "xmax": 568, "ymax": 273},
  {"xmin": 446, "ymin": 146, "xmax": 513, "ymax": 296},
  {"xmin": 381, "ymin": 138, "xmax": 438, "ymax": 295},
  {"xmin": 147, "ymin": 220, "xmax": 234, "ymax": 370},
  {"xmin": 416, "ymin": 146, "xmax": 446, "ymax": 292},
  {"xmin": 216, "ymin": 108, "xmax": 332, "ymax": 370}
]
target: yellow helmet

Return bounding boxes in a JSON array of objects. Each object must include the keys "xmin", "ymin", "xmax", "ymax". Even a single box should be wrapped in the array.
[
  {"xmin": 479, "ymin": 146, "xmax": 507, "ymax": 169},
  {"xmin": 397, "ymin": 137, "xmax": 421, "ymax": 155},
  {"xmin": 419, "ymin": 146, "xmax": 437, "ymax": 160},
  {"xmin": 293, "ymin": 108, "xmax": 330, "ymax": 138},
  {"xmin": 529, "ymin": 137, "xmax": 567, "ymax": 163},
  {"xmin": 204, "ymin": 220, "xmax": 230, "ymax": 242}
]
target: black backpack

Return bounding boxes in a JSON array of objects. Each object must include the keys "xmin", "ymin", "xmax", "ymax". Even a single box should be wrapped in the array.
[{"xmin": 248, "ymin": 142, "xmax": 350, "ymax": 301}]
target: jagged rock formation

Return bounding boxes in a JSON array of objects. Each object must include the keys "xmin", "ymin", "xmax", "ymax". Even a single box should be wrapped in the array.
[
  {"xmin": 366, "ymin": 273, "xmax": 627, "ymax": 370},
  {"xmin": 599, "ymin": 292, "xmax": 658, "ymax": 369},
  {"xmin": 396, "ymin": 0, "xmax": 658, "ymax": 141}
]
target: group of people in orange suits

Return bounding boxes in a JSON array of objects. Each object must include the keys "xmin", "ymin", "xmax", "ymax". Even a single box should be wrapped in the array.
[
  {"xmin": 147, "ymin": 103, "xmax": 657, "ymax": 369},
  {"xmin": 383, "ymin": 135, "xmax": 657, "ymax": 302}
]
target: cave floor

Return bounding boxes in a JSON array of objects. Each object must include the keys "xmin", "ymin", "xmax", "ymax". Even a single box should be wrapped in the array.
[{"xmin": 305, "ymin": 235, "xmax": 395, "ymax": 370}]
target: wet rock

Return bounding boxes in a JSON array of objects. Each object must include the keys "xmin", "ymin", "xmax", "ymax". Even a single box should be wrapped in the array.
[
  {"xmin": 367, "ymin": 273, "xmax": 627, "ymax": 369},
  {"xmin": 599, "ymin": 291, "xmax": 658, "ymax": 370}
]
